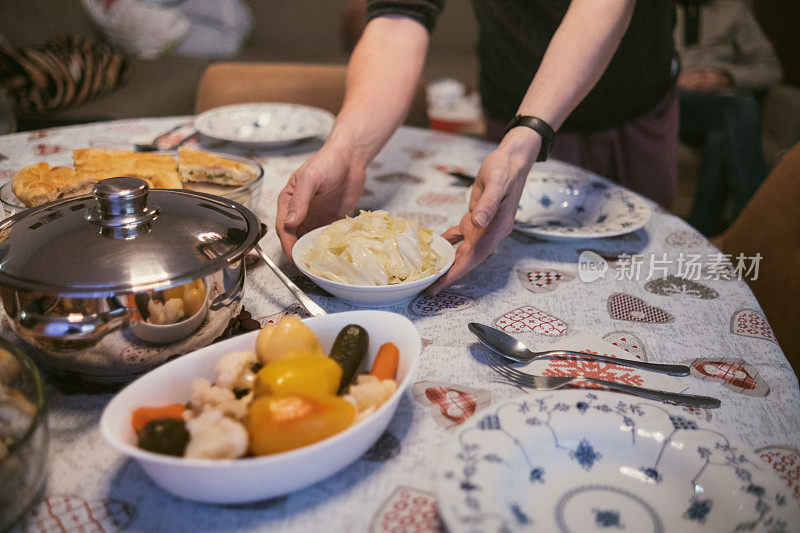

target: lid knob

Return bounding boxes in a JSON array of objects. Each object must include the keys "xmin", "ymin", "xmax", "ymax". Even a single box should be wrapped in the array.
[
  {"xmin": 94, "ymin": 176, "xmax": 149, "ymax": 218},
  {"xmin": 88, "ymin": 177, "xmax": 159, "ymax": 238}
]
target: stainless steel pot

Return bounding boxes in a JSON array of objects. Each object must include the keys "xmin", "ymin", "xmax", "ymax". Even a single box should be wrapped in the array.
[{"xmin": 0, "ymin": 177, "xmax": 262, "ymax": 382}]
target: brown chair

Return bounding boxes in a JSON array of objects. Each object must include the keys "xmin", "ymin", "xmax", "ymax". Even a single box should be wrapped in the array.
[
  {"xmin": 194, "ymin": 62, "xmax": 428, "ymax": 127},
  {"xmin": 713, "ymin": 140, "xmax": 800, "ymax": 373}
]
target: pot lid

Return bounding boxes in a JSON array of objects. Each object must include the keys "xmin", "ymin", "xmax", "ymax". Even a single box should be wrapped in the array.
[{"xmin": 0, "ymin": 177, "xmax": 262, "ymax": 296}]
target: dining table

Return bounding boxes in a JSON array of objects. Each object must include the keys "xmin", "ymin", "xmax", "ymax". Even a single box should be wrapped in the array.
[{"xmin": 1, "ymin": 116, "xmax": 798, "ymax": 532}]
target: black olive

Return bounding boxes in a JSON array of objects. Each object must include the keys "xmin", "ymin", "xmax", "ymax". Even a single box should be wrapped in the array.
[{"xmin": 137, "ymin": 418, "xmax": 189, "ymax": 456}]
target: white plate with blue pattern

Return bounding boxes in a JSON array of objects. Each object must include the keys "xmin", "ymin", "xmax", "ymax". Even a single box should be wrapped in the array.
[
  {"xmin": 436, "ymin": 390, "xmax": 799, "ymax": 532},
  {"xmin": 194, "ymin": 103, "xmax": 334, "ymax": 146},
  {"xmin": 514, "ymin": 171, "xmax": 651, "ymax": 240}
]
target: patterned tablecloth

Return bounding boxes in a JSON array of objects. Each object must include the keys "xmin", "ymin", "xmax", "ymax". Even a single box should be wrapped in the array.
[{"xmin": 1, "ymin": 117, "xmax": 798, "ymax": 532}]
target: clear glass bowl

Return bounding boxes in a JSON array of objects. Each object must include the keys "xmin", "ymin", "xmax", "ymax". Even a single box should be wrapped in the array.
[
  {"xmin": 181, "ymin": 152, "xmax": 264, "ymax": 214},
  {"xmin": 0, "ymin": 337, "xmax": 48, "ymax": 530},
  {"xmin": 0, "ymin": 181, "xmax": 24, "ymax": 219},
  {"xmin": 0, "ymin": 151, "xmax": 264, "ymax": 217}
]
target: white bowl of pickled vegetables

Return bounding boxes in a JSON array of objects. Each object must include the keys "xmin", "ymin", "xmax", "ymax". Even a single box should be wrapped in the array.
[
  {"xmin": 293, "ymin": 210, "xmax": 456, "ymax": 307},
  {"xmin": 100, "ymin": 310, "xmax": 420, "ymax": 503}
]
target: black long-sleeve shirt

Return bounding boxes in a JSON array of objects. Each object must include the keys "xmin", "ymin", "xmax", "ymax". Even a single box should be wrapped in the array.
[{"xmin": 367, "ymin": 0, "xmax": 676, "ymax": 133}]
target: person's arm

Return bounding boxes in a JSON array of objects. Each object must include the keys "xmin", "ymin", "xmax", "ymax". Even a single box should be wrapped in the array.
[
  {"xmin": 330, "ymin": 16, "xmax": 429, "ymax": 169},
  {"xmin": 276, "ymin": 16, "xmax": 429, "ymax": 259},
  {"xmin": 429, "ymin": 0, "xmax": 637, "ymax": 293},
  {"xmin": 721, "ymin": 3, "xmax": 782, "ymax": 90}
]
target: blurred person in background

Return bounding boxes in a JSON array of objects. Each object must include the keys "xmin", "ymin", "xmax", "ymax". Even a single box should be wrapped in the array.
[
  {"xmin": 277, "ymin": 0, "xmax": 678, "ymax": 294},
  {"xmin": 676, "ymin": 0, "xmax": 782, "ymax": 236}
]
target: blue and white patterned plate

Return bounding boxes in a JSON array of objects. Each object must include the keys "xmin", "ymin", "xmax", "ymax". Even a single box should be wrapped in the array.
[
  {"xmin": 515, "ymin": 171, "xmax": 651, "ymax": 240},
  {"xmin": 436, "ymin": 390, "xmax": 799, "ymax": 532},
  {"xmin": 194, "ymin": 103, "xmax": 335, "ymax": 146}
]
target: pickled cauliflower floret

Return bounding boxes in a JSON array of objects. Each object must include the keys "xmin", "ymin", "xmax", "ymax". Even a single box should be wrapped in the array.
[
  {"xmin": 303, "ymin": 210, "xmax": 440, "ymax": 286},
  {"xmin": 0, "ymin": 385, "xmax": 36, "ymax": 459},
  {"xmin": 184, "ymin": 408, "xmax": 248, "ymax": 459},
  {"xmin": 187, "ymin": 378, "xmax": 249, "ymax": 420},
  {"xmin": 214, "ymin": 350, "xmax": 258, "ymax": 391},
  {"xmin": 0, "ymin": 348, "xmax": 21, "ymax": 383},
  {"xmin": 344, "ymin": 374, "xmax": 397, "ymax": 423},
  {"xmin": 147, "ymin": 298, "xmax": 186, "ymax": 325}
]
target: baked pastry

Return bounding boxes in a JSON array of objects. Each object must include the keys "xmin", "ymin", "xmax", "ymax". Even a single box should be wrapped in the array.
[
  {"xmin": 12, "ymin": 162, "xmax": 98, "ymax": 207},
  {"xmin": 73, "ymin": 149, "xmax": 183, "ymax": 189},
  {"xmin": 178, "ymin": 148, "xmax": 257, "ymax": 186}
]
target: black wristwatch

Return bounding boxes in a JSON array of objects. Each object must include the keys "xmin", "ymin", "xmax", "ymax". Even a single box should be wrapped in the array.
[{"xmin": 504, "ymin": 115, "xmax": 555, "ymax": 162}]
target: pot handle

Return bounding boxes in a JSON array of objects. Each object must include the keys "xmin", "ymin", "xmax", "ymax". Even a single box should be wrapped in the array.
[{"xmin": 16, "ymin": 300, "xmax": 131, "ymax": 344}]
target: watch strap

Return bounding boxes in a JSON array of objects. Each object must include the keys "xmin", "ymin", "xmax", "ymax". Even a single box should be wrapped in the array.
[{"xmin": 504, "ymin": 115, "xmax": 555, "ymax": 162}]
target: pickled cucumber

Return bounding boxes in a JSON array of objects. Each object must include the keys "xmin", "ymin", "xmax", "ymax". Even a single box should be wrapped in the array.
[{"xmin": 329, "ymin": 324, "xmax": 369, "ymax": 393}]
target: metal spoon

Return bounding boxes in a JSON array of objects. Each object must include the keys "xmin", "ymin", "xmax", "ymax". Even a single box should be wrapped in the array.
[
  {"xmin": 468, "ymin": 322, "xmax": 690, "ymax": 376},
  {"xmin": 254, "ymin": 244, "xmax": 326, "ymax": 317}
]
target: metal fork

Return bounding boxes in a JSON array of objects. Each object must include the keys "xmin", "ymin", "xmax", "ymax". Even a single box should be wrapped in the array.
[{"xmin": 485, "ymin": 352, "xmax": 721, "ymax": 409}]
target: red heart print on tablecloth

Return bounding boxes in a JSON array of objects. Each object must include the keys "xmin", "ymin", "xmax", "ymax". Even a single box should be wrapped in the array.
[
  {"xmin": 686, "ymin": 358, "xmax": 770, "ymax": 397},
  {"xmin": 412, "ymin": 381, "xmax": 491, "ymax": 429},
  {"xmin": 607, "ymin": 293, "xmax": 675, "ymax": 323},
  {"xmin": 665, "ymin": 229, "xmax": 709, "ymax": 249},
  {"xmin": 25, "ymin": 494, "xmax": 136, "ymax": 532},
  {"xmin": 755, "ymin": 446, "xmax": 800, "ymax": 500},
  {"xmin": 374, "ymin": 172, "xmax": 424, "ymax": 184},
  {"xmin": 494, "ymin": 306, "xmax": 569, "ymax": 335},
  {"xmin": 369, "ymin": 486, "xmax": 442, "ymax": 533},
  {"xmin": 517, "ymin": 269, "xmax": 575, "ymax": 294},
  {"xmin": 408, "ymin": 292, "xmax": 477, "ymax": 317},
  {"xmin": 541, "ymin": 354, "xmax": 646, "ymax": 388},
  {"xmin": 644, "ymin": 275, "xmax": 719, "ymax": 300},
  {"xmin": 417, "ymin": 191, "xmax": 464, "ymax": 207},
  {"xmin": 601, "ymin": 331, "xmax": 647, "ymax": 361},
  {"xmin": 396, "ymin": 211, "xmax": 448, "ymax": 229},
  {"xmin": 36, "ymin": 143, "xmax": 62, "ymax": 155},
  {"xmin": 730, "ymin": 308, "xmax": 777, "ymax": 343}
]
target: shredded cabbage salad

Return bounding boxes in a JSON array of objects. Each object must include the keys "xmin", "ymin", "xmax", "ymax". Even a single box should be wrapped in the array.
[{"xmin": 303, "ymin": 210, "xmax": 441, "ymax": 286}]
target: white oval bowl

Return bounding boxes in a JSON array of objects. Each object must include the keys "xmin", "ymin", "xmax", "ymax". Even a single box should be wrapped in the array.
[
  {"xmin": 293, "ymin": 226, "xmax": 456, "ymax": 307},
  {"xmin": 100, "ymin": 310, "xmax": 420, "ymax": 503}
]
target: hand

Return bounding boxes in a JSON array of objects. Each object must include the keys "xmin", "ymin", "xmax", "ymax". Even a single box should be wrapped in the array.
[
  {"xmin": 678, "ymin": 69, "xmax": 731, "ymax": 92},
  {"xmin": 275, "ymin": 143, "xmax": 367, "ymax": 261},
  {"xmin": 427, "ymin": 129, "xmax": 541, "ymax": 295}
]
